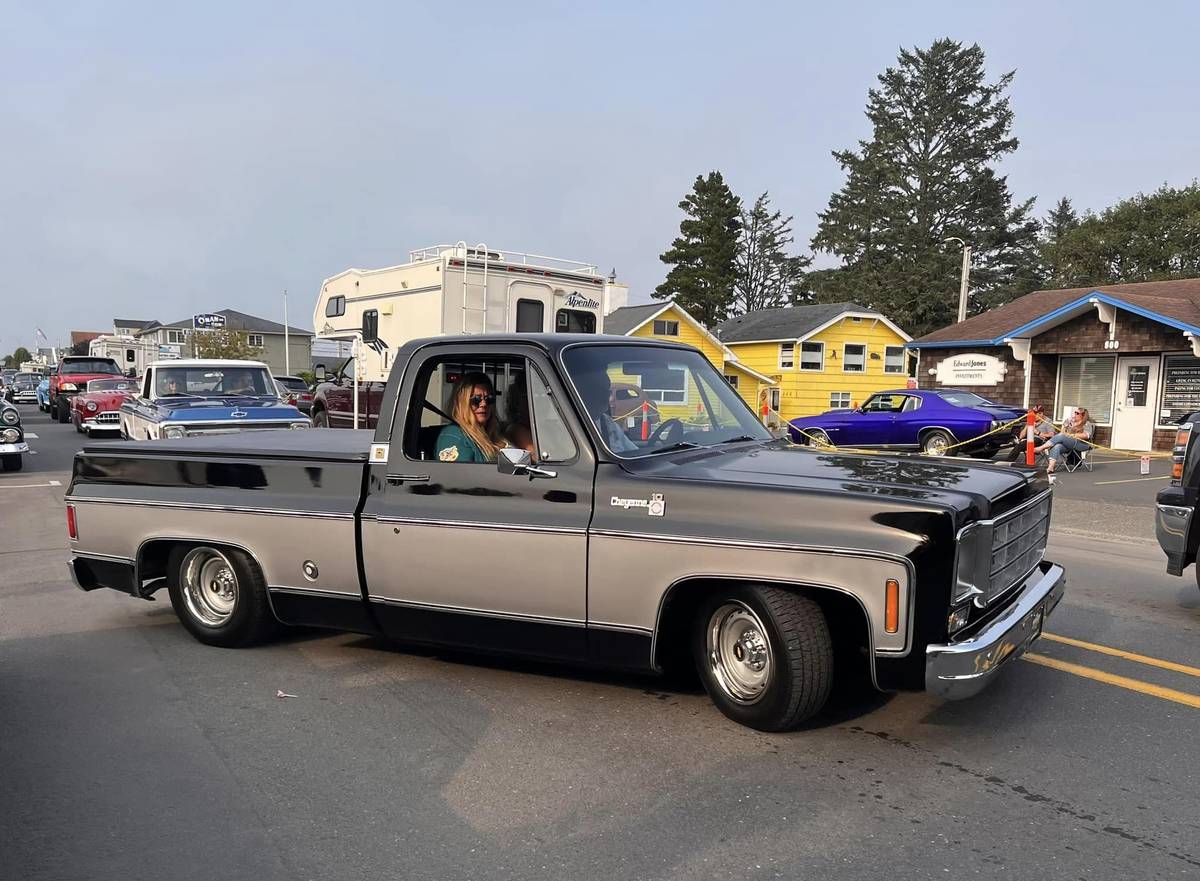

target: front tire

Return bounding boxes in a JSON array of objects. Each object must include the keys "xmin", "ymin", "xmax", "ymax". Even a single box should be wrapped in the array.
[
  {"xmin": 311, "ymin": 409, "xmax": 328, "ymax": 428},
  {"xmin": 167, "ymin": 545, "xmax": 281, "ymax": 647},
  {"xmin": 693, "ymin": 585, "xmax": 833, "ymax": 731},
  {"xmin": 56, "ymin": 399, "xmax": 70, "ymax": 423},
  {"xmin": 1, "ymin": 455, "xmax": 21, "ymax": 472},
  {"xmin": 921, "ymin": 429, "xmax": 954, "ymax": 456}
]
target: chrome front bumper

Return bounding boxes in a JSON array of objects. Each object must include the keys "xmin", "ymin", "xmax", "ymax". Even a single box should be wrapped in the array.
[
  {"xmin": 81, "ymin": 419, "xmax": 121, "ymax": 432},
  {"xmin": 1155, "ymin": 503, "xmax": 1193, "ymax": 576},
  {"xmin": 0, "ymin": 442, "xmax": 29, "ymax": 455},
  {"xmin": 925, "ymin": 560, "xmax": 1066, "ymax": 700}
]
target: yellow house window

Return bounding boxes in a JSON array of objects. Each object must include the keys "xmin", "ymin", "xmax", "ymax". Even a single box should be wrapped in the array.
[
  {"xmin": 724, "ymin": 374, "xmax": 739, "ymax": 390},
  {"xmin": 884, "ymin": 345, "xmax": 905, "ymax": 374},
  {"xmin": 779, "ymin": 343, "xmax": 795, "ymax": 369},
  {"xmin": 830, "ymin": 391, "xmax": 852, "ymax": 408},
  {"xmin": 653, "ymin": 319, "xmax": 680, "ymax": 336},
  {"xmin": 843, "ymin": 343, "xmax": 866, "ymax": 372},
  {"xmin": 800, "ymin": 341, "xmax": 824, "ymax": 371}
]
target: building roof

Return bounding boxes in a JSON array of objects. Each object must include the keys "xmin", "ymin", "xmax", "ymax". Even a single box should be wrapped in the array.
[
  {"xmin": 714, "ymin": 302, "xmax": 907, "ymax": 343},
  {"xmin": 912, "ymin": 278, "xmax": 1200, "ymax": 347},
  {"xmin": 70, "ymin": 330, "xmax": 105, "ymax": 347},
  {"xmin": 603, "ymin": 303, "xmax": 672, "ymax": 336},
  {"xmin": 162, "ymin": 309, "xmax": 312, "ymax": 337},
  {"xmin": 113, "ymin": 318, "xmax": 157, "ymax": 330}
]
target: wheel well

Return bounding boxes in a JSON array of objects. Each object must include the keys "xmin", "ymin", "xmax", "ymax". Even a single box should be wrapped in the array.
[
  {"xmin": 918, "ymin": 426, "xmax": 955, "ymax": 442},
  {"xmin": 653, "ymin": 578, "xmax": 872, "ymax": 681},
  {"xmin": 137, "ymin": 539, "xmax": 264, "ymax": 592}
]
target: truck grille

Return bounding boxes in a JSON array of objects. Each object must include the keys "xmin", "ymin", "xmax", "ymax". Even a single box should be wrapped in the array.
[{"xmin": 986, "ymin": 494, "xmax": 1051, "ymax": 604}]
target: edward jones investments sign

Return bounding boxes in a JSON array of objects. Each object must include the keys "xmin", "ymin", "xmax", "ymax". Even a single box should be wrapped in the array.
[{"xmin": 934, "ymin": 353, "xmax": 1007, "ymax": 386}]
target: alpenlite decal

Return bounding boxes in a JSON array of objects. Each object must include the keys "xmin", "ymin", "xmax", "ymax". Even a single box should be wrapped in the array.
[{"xmin": 610, "ymin": 493, "xmax": 666, "ymax": 517}]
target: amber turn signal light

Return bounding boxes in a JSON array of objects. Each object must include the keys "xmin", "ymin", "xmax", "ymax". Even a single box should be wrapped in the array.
[{"xmin": 884, "ymin": 578, "xmax": 900, "ymax": 633}]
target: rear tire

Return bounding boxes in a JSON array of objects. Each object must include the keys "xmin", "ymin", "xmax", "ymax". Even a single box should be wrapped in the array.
[
  {"xmin": 312, "ymin": 409, "xmax": 328, "ymax": 428},
  {"xmin": 693, "ymin": 585, "xmax": 833, "ymax": 731},
  {"xmin": 167, "ymin": 545, "xmax": 281, "ymax": 648},
  {"xmin": 1, "ymin": 455, "xmax": 21, "ymax": 472},
  {"xmin": 920, "ymin": 429, "xmax": 954, "ymax": 456}
]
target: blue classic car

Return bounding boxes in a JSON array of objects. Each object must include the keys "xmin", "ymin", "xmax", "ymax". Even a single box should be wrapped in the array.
[
  {"xmin": 119, "ymin": 360, "xmax": 310, "ymax": 440},
  {"xmin": 37, "ymin": 371, "xmax": 53, "ymax": 411},
  {"xmin": 788, "ymin": 389, "xmax": 1026, "ymax": 457}
]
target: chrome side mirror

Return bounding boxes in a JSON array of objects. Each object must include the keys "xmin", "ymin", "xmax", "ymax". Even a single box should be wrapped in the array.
[
  {"xmin": 497, "ymin": 447, "xmax": 556, "ymax": 479},
  {"xmin": 314, "ymin": 364, "xmax": 327, "ymax": 381}
]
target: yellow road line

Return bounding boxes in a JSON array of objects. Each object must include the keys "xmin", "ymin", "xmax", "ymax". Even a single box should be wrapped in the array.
[
  {"xmin": 1042, "ymin": 632, "xmax": 1200, "ymax": 677},
  {"xmin": 1092, "ymin": 475, "xmax": 1170, "ymax": 485},
  {"xmin": 1023, "ymin": 653, "xmax": 1200, "ymax": 708}
]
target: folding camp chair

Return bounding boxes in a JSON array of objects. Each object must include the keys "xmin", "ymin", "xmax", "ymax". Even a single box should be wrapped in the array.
[{"xmin": 1060, "ymin": 444, "xmax": 1093, "ymax": 473}]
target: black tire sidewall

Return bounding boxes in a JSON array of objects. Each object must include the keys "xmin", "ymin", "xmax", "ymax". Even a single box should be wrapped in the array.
[{"xmin": 166, "ymin": 545, "xmax": 279, "ymax": 647}]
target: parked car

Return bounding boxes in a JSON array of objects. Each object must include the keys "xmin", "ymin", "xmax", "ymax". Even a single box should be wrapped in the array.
[
  {"xmin": 273, "ymin": 374, "xmax": 314, "ymax": 416},
  {"xmin": 1, "ymin": 399, "xmax": 28, "ymax": 471},
  {"xmin": 67, "ymin": 335, "xmax": 1063, "ymax": 732},
  {"xmin": 50, "ymin": 355, "xmax": 124, "ymax": 424},
  {"xmin": 70, "ymin": 377, "xmax": 139, "ymax": 436},
  {"xmin": 36, "ymin": 370, "xmax": 54, "ymax": 412},
  {"xmin": 9, "ymin": 372, "xmax": 40, "ymax": 404},
  {"xmin": 310, "ymin": 358, "xmax": 386, "ymax": 429},
  {"xmin": 788, "ymin": 389, "xmax": 1026, "ymax": 457},
  {"xmin": 118, "ymin": 359, "xmax": 309, "ymax": 440},
  {"xmin": 1155, "ymin": 415, "xmax": 1200, "ymax": 590}
]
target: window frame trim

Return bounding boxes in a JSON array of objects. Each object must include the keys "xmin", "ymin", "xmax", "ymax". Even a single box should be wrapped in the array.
[
  {"xmin": 652, "ymin": 318, "xmax": 681, "ymax": 337},
  {"xmin": 1053, "ymin": 352, "xmax": 1117, "ymax": 428},
  {"xmin": 842, "ymin": 341, "xmax": 868, "ymax": 374},
  {"xmin": 799, "ymin": 340, "xmax": 825, "ymax": 372},
  {"xmin": 779, "ymin": 341, "xmax": 796, "ymax": 370},
  {"xmin": 883, "ymin": 344, "xmax": 906, "ymax": 374}
]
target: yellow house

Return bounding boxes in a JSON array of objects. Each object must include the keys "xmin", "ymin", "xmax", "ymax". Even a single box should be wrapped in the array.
[
  {"xmin": 603, "ymin": 301, "xmax": 777, "ymax": 422},
  {"xmin": 713, "ymin": 302, "xmax": 912, "ymax": 422}
]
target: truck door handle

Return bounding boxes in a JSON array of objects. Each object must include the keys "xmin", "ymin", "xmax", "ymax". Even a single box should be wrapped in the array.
[{"xmin": 387, "ymin": 473, "xmax": 430, "ymax": 485}]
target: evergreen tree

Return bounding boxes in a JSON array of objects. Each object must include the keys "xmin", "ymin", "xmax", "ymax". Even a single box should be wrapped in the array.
[
  {"xmin": 810, "ymin": 39, "xmax": 1042, "ymax": 336},
  {"xmin": 1041, "ymin": 197, "xmax": 1083, "ymax": 287},
  {"xmin": 1046, "ymin": 183, "xmax": 1200, "ymax": 286},
  {"xmin": 655, "ymin": 171, "xmax": 742, "ymax": 326},
  {"xmin": 733, "ymin": 192, "xmax": 813, "ymax": 314}
]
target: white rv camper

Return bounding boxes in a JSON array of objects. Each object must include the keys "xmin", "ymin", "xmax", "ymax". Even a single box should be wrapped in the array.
[
  {"xmin": 313, "ymin": 243, "xmax": 624, "ymax": 383},
  {"xmin": 88, "ymin": 334, "xmax": 156, "ymax": 376}
]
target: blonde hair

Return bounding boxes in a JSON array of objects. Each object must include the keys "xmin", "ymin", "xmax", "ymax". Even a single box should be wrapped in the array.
[{"xmin": 450, "ymin": 372, "xmax": 503, "ymax": 462}]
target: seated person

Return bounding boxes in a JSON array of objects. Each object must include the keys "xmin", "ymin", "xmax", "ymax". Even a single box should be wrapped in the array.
[
  {"xmin": 158, "ymin": 374, "xmax": 182, "ymax": 396},
  {"xmin": 1035, "ymin": 407, "xmax": 1094, "ymax": 474},
  {"xmin": 225, "ymin": 370, "xmax": 258, "ymax": 395},
  {"xmin": 503, "ymin": 381, "xmax": 536, "ymax": 455},
  {"xmin": 573, "ymin": 367, "xmax": 637, "ymax": 454},
  {"xmin": 1005, "ymin": 404, "xmax": 1057, "ymax": 461},
  {"xmin": 436, "ymin": 372, "xmax": 506, "ymax": 463}
]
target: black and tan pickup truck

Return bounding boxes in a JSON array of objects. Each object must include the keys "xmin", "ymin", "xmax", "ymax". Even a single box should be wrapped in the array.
[{"xmin": 66, "ymin": 334, "xmax": 1064, "ymax": 731}]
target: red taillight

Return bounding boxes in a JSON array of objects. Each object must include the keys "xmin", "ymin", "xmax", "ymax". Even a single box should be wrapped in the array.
[
  {"xmin": 301, "ymin": 394, "xmax": 313, "ymax": 401},
  {"xmin": 66, "ymin": 504, "xmax": 78, "ymax": 540}
]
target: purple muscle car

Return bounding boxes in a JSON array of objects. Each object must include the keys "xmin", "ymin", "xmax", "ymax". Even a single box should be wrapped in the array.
[{"xmin": 788, "ymin": 389, "xmax": 1026, "ymax": 457}]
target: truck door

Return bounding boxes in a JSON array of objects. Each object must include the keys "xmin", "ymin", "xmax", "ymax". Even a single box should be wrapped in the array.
[{"xmin": 361, "ymin": 343, "xmax": 595, "ymax": 661}]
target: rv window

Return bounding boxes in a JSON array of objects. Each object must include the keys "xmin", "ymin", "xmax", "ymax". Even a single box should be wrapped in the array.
[
  {"xmin": 326, "ymin": 296, "xmax": 346, "ymax": 318},
  {"xmin": 556, "ymin": 309, "xmax": 596, "ymax": 334},
  {"xmin": 516, "ymin": 299, "xmax": 544, "ymax": 333},
  {"xmin": 362, "ymin": 309, "xmax": 379, "ymax": 343}
]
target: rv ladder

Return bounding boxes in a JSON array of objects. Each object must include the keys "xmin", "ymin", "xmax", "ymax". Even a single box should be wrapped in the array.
[{"xmin": 458, "ymin": 241, "xmax": 490, "ymax": 334}]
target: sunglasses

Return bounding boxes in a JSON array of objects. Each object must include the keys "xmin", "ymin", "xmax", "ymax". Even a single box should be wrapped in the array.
[{"xmin": 469, "ymin": 394, "xmax": 496, "ymax": 407}]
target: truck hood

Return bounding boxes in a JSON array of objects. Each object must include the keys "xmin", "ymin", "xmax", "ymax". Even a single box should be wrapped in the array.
[
  {"xmin": 643, "ymin": 442, "xmax": 1038, "ymax": 522},
  {"xmin": 157, "ymin": 398, "xmax": 303, "ymax": 421}
]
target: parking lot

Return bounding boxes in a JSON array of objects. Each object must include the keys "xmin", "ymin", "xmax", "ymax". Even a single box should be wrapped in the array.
[{"xmin": 2, "ymin": 404, "xmax": 1199, "ymax": 880}]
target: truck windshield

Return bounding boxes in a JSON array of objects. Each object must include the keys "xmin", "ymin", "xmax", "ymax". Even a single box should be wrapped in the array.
[
  {"xmin": 561, "ymin": 344, "xmax": 772, "ymax": 458},
  {"xmin": 155, "ymin": 366, "xmax": 275, "ymax": 397},
  {"xmin": 62, "ymin": 360, "xmax": 122, "ymax": 375}
]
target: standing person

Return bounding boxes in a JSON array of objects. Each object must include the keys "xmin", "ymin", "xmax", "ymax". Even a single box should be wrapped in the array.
[
  {"xmin": 1035, "ymin": 407, "xmax": 1094, "ymax": 475},
  {"xmin": 436, "ymin": 372, "xmax": 506, "ymax": 463}
]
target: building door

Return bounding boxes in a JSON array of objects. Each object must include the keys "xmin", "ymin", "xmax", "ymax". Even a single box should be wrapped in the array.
[{"xmin": 1111, "ymin": 356, "xmax": 1160, "ymax": 451}]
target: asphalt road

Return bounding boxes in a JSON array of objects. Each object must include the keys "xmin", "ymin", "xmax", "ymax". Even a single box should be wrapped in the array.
[{"xmin": 3, "ymin": 405, "xmax": 1199, "ymax": 880}]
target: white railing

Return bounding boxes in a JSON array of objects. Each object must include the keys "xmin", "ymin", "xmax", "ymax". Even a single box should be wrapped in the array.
[{"xmin": 408, "ymin": 243, "xmax": 599, "ymax": 276}]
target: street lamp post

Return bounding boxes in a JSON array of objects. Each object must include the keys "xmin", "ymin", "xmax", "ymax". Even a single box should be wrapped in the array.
[
  {"xmin": 943, "ymin": 237, "xmax": 972, "ymax": 323},
  {"xmin": 283, "ymin": 289, "xmax": 290, "ymax": 375}
]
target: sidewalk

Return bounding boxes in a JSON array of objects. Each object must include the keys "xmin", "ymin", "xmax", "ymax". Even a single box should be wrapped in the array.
[{"xmin": 1046, "ymin": 451, "xmax": 1167, "ymax": 545}]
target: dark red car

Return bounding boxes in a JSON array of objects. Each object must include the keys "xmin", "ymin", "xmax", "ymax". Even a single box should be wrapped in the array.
[
  {"xmin": 51, "ymin": 356, "xmax": 125, "ymax": 423},
  {"xmin": 70, "ymin": 377, "xmax": 139, "ymax": 436}
]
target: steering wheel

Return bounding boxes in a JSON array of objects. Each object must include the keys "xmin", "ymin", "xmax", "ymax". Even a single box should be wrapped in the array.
[{"xmin": 648, "ymin": 417, "xmax": 686, "ymax": 446}]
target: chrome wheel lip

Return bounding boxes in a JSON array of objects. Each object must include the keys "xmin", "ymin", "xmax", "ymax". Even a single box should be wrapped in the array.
[
  {"xmin": 707, "ymin": 601, "xmax": 773, "ymax": 705},
  {"xmin": 924, "ymin": 434, "xmax": 949, "ymax": 455},
  {"xmin": 808, "ymin": 429, "xmax": 831, "ymax": 447},
  {"xmin": 180, "ymin": 547, "xmax": 238, "ymax": 628}
]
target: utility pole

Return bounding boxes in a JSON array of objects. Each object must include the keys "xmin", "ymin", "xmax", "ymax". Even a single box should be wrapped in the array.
[
  {"xmin": 944, "ymin": 238, "xmax": 972, "ymax": 323},
  {"xmin": 283, "ymin": 289, "xmax": 290, "ymax": 375}
]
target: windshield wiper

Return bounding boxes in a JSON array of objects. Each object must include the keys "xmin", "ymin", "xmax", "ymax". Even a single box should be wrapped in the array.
[
  {"xmin": 716, "ymin": 435, "xmax": 760, "ymax": 445},
  {"xmin": 644, "ymin": 441, "xmax": 702, "ymax": 455}
]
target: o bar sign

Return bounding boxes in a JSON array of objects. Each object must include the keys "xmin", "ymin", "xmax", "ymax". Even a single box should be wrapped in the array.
[{"xmin": 933, "ymin": 353, "xmax": 1007, "ymax": 386}]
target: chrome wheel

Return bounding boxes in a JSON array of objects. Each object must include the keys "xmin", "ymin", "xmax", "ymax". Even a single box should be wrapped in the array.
[
  {"xmin": 706, "ymin": 602, "xmax": 773, "ymax": 704},
  {"xmin": 922, "ymin": 432, "xmax": 950, "ymax": 456},
  {"xmin": 808, "ymin": 429, "xmax": 831, "ymax": 447},
  {"xmin": 179, "ymin": 547, "xmax": 239, "ymax": 627}
]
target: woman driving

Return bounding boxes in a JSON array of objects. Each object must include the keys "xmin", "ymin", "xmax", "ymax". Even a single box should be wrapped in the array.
[{"xmin": 436, "ymin": 372, "xmax": 506, "ymax": 463}]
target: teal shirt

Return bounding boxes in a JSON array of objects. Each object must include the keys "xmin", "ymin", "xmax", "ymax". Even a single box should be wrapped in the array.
[{"xmin": 436, "ymin": 424, "xmax": 489, "ymax": 463}]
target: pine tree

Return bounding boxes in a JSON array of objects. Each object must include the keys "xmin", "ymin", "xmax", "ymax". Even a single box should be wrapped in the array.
[
  {"xmin": 655, "ymin": 172, "xmax": 742, "ymax": 326},
  {"xmin": 1041, "ymin": 197, "xmax": 1083, "ymax": 287},
  {"xmin": 733, "ymin": 192, "xmax": 813, "ymax": 314},
  {"xmin": 810, "ymin": 39, "xmax": 1042, "ymax": 336}
]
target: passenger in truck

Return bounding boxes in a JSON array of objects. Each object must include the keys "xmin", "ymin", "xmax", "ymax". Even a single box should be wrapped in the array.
[
  {"xmin": 436, "ymin": 372, "xmax": 506, "ymax": 463},
  {"xmin": 503, "ymin": 381, "xmax": 535, "ymax": 456}
]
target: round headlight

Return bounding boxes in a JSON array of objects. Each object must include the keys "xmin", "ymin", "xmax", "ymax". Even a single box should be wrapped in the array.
[
  {"xmin": 1, "ymin": 408, "xmax": 17, "ymax": 425},
  {"xmin": 163, "ymin": 425, "xmax": 186, "ymax": 439},
  {"xmin": 86, "ymin": 401, "xmax": 98, "ymax": 412},
  {"xmin": 290, "ymin": 422, "xmax": 311, "ymax": 430},
  {"xmin": 2, "ymin": 428, "xmax": 19, "ymax": 443}
]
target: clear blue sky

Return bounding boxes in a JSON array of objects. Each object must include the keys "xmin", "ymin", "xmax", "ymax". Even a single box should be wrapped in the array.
[{"xmin": 3, "ymin": 0, "xmax": 1198, "ymax": 350}]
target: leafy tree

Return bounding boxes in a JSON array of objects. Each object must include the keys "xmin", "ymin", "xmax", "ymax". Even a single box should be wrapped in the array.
[
  {"xmin": 1044, "ymin": 183, "xmax": 1200, "ymax": 286},
  {"xmin": 810, "ymin": 39, "xmax": 1042, "ymax": 336},
  {"xmin": 733, "ymin": 192, "xmax": 813, "ymax": 314},
  {"xmin": 655, "ymin": 171, "xmax": 742, "ymax": 326},
  {"xmin": 5, "ymin": 347, "xmax": 33, "ymax": 366},
  {"xmin": 193, "ymin": 328, "xmax": 256, "ymax": 360}
]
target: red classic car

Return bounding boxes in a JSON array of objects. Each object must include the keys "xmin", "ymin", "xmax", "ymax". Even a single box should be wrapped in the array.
[{"xmin": 71, "ymin": 378, "xmax": 140, "ymax": 436}]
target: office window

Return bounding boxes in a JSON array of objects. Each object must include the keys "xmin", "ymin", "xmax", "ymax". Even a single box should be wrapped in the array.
[
  {"xmin": 653, "ymin": 319, "xmax": 680, "ymax": 336},
  {"xmin": 830, "ymin": 391, "xmax": 852, "ymax": 409},
  {"xmin": 800, "ymin": 341, "xmax": 824, "ymax": 371},
  {"xmin": 167, "ymin": 329, "xmax": 187, "ymax": 345},
  {"xmin": 779, "ymin": 343, "xmax": 795, "ymax": 369},
  {"xmin": 247, "ymin": 334, "xmax": 265, "ymax": 348},
  {"xmin": 884, "ymin": 345, "xmax": 905, "ymax": 374},
  {"xmin": 1057, "ymin": 356, "xmax": 1115, "ymax": 424},
  {"xmin": 843, "ymin": 344, "xmax": 866, "ymax": 373}
]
